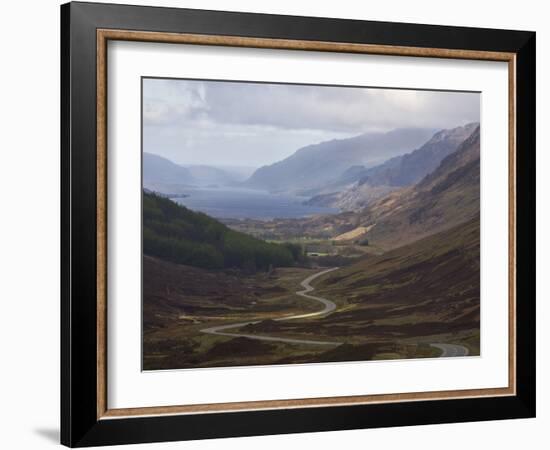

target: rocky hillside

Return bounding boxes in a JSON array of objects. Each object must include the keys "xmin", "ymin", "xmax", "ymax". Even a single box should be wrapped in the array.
[
  {"xmin": 306, "ymin": 123, "xmax": 479, "ymax": 210},
  {"xmin": 352, "ymin": 125, "xmax": 480, "ymax": 249}
]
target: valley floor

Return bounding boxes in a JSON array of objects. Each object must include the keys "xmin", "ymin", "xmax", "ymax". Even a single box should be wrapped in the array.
[{"xmin": 143, "ymin": 218, "xmax": 480, "ymax": 370}]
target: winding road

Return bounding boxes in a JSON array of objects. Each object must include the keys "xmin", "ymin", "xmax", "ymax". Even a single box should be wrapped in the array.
[
  {"xmin": 200, "ymin": 267, "xmax": 342, "ymax": 346},
  {"xmin": 199, "ymin": 267, "xmax": 471, "ymax": 356},
  {"xmin": 430, "ymin": 343, "xmax": 469, "ymax": 357}
]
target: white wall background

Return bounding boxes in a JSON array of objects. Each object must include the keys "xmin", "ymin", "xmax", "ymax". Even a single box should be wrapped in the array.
[{"xmin": 0, "ymin": 1, "xmax": 546, "ymax": 449}]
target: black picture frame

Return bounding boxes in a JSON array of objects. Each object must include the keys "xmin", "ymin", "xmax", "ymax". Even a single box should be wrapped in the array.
[{"xmin": 61, "ymin": 1, "xmax": 536, "ymax": 447}]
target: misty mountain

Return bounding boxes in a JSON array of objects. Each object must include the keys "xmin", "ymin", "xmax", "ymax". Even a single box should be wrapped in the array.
[
  {"xmin": 352, "ymin": 122, "xmax": 478, "ymax": 187},
  {"xmin": 143, "ymin": 152, "xmax": 196, "ymax": 186},
  {"xmin": 143, "ymin": 152, "xmax": 251, "ymax": 194},
  {"xmin": 278, "ymin": 125, "xmax": 480, "ymax": 249},
  {"xmin": 185, "ymin": 165, "xmax": 252, "ymax": 186},
  {"xmin": 245, "ymin": 128, "xmax": 436, "ymax": 194},
  {"xmin": 354, "ymin": 125, "xmax": 481, "ymax": 249},
  {"xmin": 306, "ymin": 123, "xmax": 478, "ymax": 210}
]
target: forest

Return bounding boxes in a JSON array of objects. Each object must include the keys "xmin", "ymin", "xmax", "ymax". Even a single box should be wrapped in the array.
[{"xmin": 143, "ymin": 191, "xmax": 301, "ymax": 271}]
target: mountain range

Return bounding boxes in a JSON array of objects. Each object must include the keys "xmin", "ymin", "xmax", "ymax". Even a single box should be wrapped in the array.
[
  {"xmin": 245, "ymin": 128, "xmax": 436, "ymax": 194},
  {"xmin": 305, "ymin": 123, "xmax": 479, "ymax": 210},
  {"xmin": 143, "ymin": 152, "xmax": 196, "ymax": 187},
  {"xmin": 143, "ymin": 152, "xmax": 252, "ymax": 194},
  {"xmin": 319, "ymin": 125, "xmax": 481, "ymax": 249},
  {"xmin": 238, "ymin": 125, "xmax": 481, "ymax": 251},
  {"xmin": 144, "ymin": 123, "xmax": 479, "ymax": 241}
]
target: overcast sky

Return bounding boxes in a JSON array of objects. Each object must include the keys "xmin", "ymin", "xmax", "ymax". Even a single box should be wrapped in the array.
[{"xmin": 143, "ymin": 78, "xmax": 480, "ymax": 168}]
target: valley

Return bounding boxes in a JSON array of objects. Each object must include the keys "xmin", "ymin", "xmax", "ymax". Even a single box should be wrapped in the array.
[
  {"xmin": 143, "ymin": 123, "xmax": 481, "ymax": 370},
  {"xmin": 143, "ymin": 217, "xmax": 479, "ymax": 369}
]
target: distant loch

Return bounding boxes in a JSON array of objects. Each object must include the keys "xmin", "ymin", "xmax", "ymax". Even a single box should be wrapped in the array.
[{"xmin": 170, "ymin": 187, "xmax": 339, "ymax": 220}]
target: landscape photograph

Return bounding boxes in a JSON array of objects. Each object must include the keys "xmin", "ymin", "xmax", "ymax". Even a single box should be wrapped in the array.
[{"xmin": 142, "ymin": 77, "xmax": 481, "ymax": 370}]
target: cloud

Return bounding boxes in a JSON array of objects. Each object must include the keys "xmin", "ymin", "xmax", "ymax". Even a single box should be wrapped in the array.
[
  {"xmin": 142, "ymin": 78, "xmax": 479, "ymax": 166},
  {"xmin": 144, "ymin": 78, "xmax": 479, "ymax": 132},
  {"xmin": 143, "ymin": 79, "xmax": 210, "ymax": 125}
]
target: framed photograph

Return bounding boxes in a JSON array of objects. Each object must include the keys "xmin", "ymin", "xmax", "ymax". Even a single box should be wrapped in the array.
[{"xmin": 61, "ymin": 2, "xmax": 536, "ymax": 447}]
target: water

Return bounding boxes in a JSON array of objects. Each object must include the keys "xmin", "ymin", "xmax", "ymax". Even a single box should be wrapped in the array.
[{"xmin": 170, "ymin": 187, "xmax": 338, "ymax": 220}]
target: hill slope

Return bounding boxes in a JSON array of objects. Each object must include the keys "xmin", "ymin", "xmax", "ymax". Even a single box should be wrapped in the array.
[
  {"xmin": 233, "ymin": 126, "xmax": 480, "ymax": 248},
  {"xmin": 226, "ymin": 217, "xmax": 481, "ymax": 362},
  {"xmin": 143, "ymin": 152, "xmax": 196, "ymax": 187},
  {"xmin": 311, "ymin": 216, "xmax": 480, "ymax": 353},
  {"xmin": 306, "ymin": 123, "xmax": 478, "ymax": 210},
  {"xmin": 144, "ymin": 153, "xmax": 249, "ymax": 193},
  {"xmin": 143, "ymin": 191, "xmax": 300, "ymax": 270},
  {"xmin": 355, "ymin": 125, "xmax": 480, "ymax": 248},
  {"xmin": 352, "ymin": 123, "xmax": 478, "ymax": 188},
  {"xmin": 245, "ymin": 128, "xmax": 435, "ymax": 194}
]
